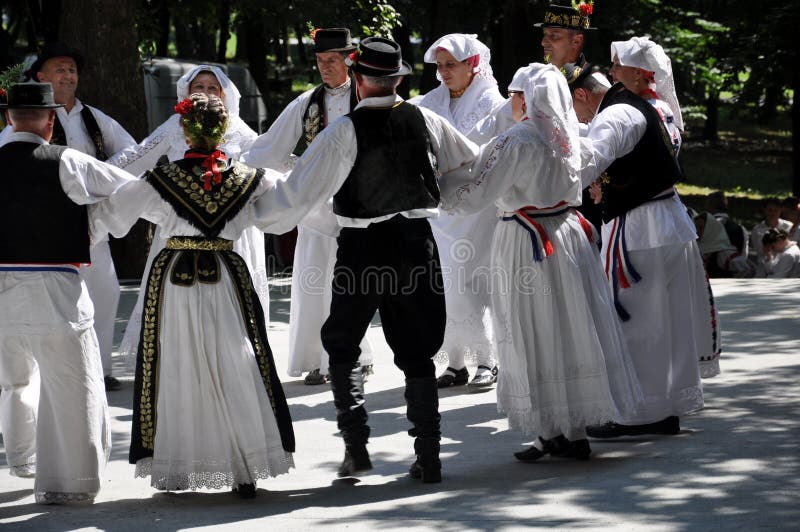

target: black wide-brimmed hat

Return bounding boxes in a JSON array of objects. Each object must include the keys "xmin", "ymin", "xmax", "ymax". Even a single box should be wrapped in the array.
[
  {"xmin": 535, "ymin": 3, "xmax": 596, "ymax": 31},
  {"xmin": 26, "ymin": 41, "xmax": 85, "ymax": 78},
  {"xmin": 311, "ymin": 28, "xmax": 357, "ymax": 53},
  {"xmin": 345, "ymin": 37, "xmax": 411, "ymax": 77},
  {"xmin": 0, "ymin": 82, "xmax": 64, "ymax": 109},
  {"xmin": 561, "ymin": 61, "xmax": 593, "ymax": 90}
]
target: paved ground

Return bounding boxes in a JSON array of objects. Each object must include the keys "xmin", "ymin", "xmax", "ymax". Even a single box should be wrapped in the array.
[{"xmin": 1, "ymin": 278, "xmax": 798, "ymax": 531}]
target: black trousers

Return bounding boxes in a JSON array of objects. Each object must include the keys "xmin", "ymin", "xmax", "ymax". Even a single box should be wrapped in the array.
[{"xmin": 321, "ymin": 216, "xmax": 446, "ymax": 378}]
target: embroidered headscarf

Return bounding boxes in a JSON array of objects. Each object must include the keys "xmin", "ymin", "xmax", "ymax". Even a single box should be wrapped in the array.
[
  {"xmin": 417, "ymin": 34, "xmax": 504, "ymax": 138},
  {"xmin": 176, "ymin": 65, "xmax": 242, "ymax": 117},
  {"xmin": 523, "ymin": 63, "xmax": 581, "ymax": 177},
  {"xmin": 610, "ymin": 37, "xmax": 683, "ymax": 131}
]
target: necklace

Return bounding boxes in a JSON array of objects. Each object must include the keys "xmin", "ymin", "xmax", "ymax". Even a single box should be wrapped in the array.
[{"xmin": 449, "ymin": 86, "xmax": 466, "ymax": 98}]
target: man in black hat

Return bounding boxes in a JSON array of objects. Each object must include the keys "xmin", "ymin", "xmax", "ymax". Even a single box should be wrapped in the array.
[
  {"xmin": 535, "ymin": 2, "xmax": 594, "ymax": 68},
  {"xmin": 2, "ymin": 41, "xmax": 137, "ymax": 392},
  {"xmin": 535, "ymin": 2, "xmax": 603, "ymax": 230},
  {"xmin": 255, "ymin": 36, "xmax": 479, "ymax": 483},
  {"xmin": 242, "ymin": 28, "xmax": 375, "ymax": 386},
  {"xmin": 563, "ymin": 63, "xmax": 712, "ymax": 438},
  {"xmin": 0, "ymin": 81, "xmax": 134, "ymax": 502}
]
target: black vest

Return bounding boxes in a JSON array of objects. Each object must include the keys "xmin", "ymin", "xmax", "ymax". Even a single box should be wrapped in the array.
[
  {"xmin": 598, "ymin": 83, "xmax": 683, "ymax": 222},
  {"xmin": 0, "ymin": 141, "xmax": 90, "ymax": 263},
  {"xmin": 50, "ymin": 105, "xmax": 108, "ymax": 161},
  {"xmin": 333, "ymin": 102, "xmax": 439, "ymax": 219},
  {"xmin": 296, "ymin": 79, "xmax": 359, "ymax": 154}
]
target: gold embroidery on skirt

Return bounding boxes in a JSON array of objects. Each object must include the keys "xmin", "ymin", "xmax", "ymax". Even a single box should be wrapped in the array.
[{"xmin": 139, "ymin": 250, "xmax": 172, "ymax": 450}]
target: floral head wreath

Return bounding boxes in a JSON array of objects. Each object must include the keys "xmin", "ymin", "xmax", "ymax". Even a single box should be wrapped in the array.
[
  {"xmin": 571, "ymin": 0, "xmax": 594, "ymax": 16},
  {"xmin": 174, "ymin": 97, "xmax": 227, "ymax": 144}
]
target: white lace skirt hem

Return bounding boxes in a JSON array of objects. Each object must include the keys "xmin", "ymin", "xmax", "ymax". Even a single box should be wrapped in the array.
[{"xmin": 135, "ymin": 450, "xmax": 294, "ymax": 491}]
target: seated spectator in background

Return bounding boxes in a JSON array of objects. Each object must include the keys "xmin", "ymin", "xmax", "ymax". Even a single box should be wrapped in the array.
[
  {"xmin": 705, "ymin": 191, "xmax": 748, "ymax": 256},
  {"xmin": 694, "ymin": 212, "xmax": 752, "ymax": 277},
  {"xmin": 781, "ymin": 196, "xmax": 800, "ymax": 242},
  {"xmin": 750, "ymin": 197, "xmax": 792, "ymax": 263},
  {"xmin": 758, "ymin": 229, "xmax": 800, "ymax": 278}
]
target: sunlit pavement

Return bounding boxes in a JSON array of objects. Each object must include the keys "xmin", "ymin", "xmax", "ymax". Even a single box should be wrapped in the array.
[{"xmin": 1, "ymin": 278, "xmax": 798, "ymax": 530}]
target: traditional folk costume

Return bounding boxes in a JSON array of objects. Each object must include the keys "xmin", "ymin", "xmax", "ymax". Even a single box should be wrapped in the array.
[
  {"xmin": 0, "ymin": 82, "xmax": 132, "ymax": 502},
  {"xmin": 107, "ymin": 65, "xmax": 270, "ymax": 363},
  {"xmin": 0, "ymin": 43, "xmax": 136, "ymax": 385},
  {"xmin": 92, "ymin": 149, "xmax": 295, "ymax": 492},
  {"xmin": 412, "ymin": 34, "xmax": 504, "ymax": 387},
  {"xmin": 439, "ymin": 64, "xmax": 642, "ymax": 451},
  {"xmin": 762, "ymin": 240, "xmax": 800, "ymax": 278},
  {"xmin": 241, "ymin": 28, "xmax": 373, "ymax": 382},
  {"xmin": 608, "ymin": 38, "xmax": 722, "ymax": 378},
  {"xmin": 256, "ymin": 37, "xmax": 479, "ymax": 481},
  {"xmin": 580, "ymin": 81, "xmax": 714, "ymax": 433}
]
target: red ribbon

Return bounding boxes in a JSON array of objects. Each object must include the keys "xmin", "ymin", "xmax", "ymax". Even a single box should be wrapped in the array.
[{"xmin": 184, "ymin": 150, "xmax": 227, "ymax": 191}]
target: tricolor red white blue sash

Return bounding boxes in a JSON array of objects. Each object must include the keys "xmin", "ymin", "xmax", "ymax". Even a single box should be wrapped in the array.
[
  {"xmin": 0, "ymin": 263, "xmax": 81, "ymax": 274},
  {"xmin": 604, "ymin": 190, "xmax": 675, "ymax": 321},
  {"xmin": 502, "ymin": 202, "xmax": 593, "ymax": 262}
]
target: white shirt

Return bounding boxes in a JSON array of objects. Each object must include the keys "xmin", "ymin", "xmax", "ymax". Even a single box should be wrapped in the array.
[
  {"xmin": 1, "ymin": 98, "xmax": 135, "ymax": 159},
  {"xmin": 580, "ymin": 100, "xmax": 696, "ymax": 250},
  {"xmin": 764, "ymin": 242, "xmax": 800, "ymax": 278},
  {"xmin": 242, "ymin": 82, "xmax": 353, "ymax": 171},
  {"xmin": 251, "ymin": 94, "xmax": 479, "ymax": 233},
  {"xmin": 750, "ymin": 218, "xmax": 793, "ymax": 260},
  {"xmin": 241, "ymin": 81, "xmax": 354, "ymax": 236}
]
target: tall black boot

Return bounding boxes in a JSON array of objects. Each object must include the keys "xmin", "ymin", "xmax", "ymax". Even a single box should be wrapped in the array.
[
  {"xmin": 404, "ymin": 376, "xmax": 442, "ymax": 483},
  {"xmin": 328, "ymin": 363, "xmax": 372, "ymax": 477}
]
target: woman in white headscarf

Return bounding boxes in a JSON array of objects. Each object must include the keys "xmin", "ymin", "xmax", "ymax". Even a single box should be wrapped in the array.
[
  {"xmin": 412, "ymin": 34, "xmax": 506, "ymax": 388},
  {"xmin": 694, "ymin": 211, "xmax": 751, "ymax": 277},
  {"xmin": 610, "ymin": 38, "xmax": 722, "ymax": 376},
  {"xmin": 609, "ymin": 37, "xmax": 683, "ymax": 153},
  {"xmin": 439, "ymin": 63, "xmax": 643, "ymax": 461},
  {"xmin": 108, "ymin": 66, "xmax": 267, "ymax": 360}
]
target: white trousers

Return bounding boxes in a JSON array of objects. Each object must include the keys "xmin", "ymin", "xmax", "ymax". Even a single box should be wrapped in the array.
[
  {"xmin": 613, "ymin": 241, "xmax": 706, "ymax": 424},
  {"xmin": 288, "ymin": 227, "xmax": 373, "ymax": 376},
  {"xmin": 80, "ymin": 241, "xmax": 120, "ymax": 376},
  {"xmin": 0, "ymin": 348, "xmax": 38, "ymax": 467}
]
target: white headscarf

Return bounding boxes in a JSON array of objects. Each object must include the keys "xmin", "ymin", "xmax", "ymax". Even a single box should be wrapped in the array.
[
  {"xmin": 423, "ymin": 33, "xmax": 495, "ymax": 82},
  {"xmin": 508, "ymin": 64, "xmax": 535, "ymax": 92},
  {"xmin": 523, "ymin": 63, "xmax": 581, "ymax": 176},
  {"xmin": 417, "ymin": 34, "xmax": 504, "ymax": 138},
  {"xmin": 176, "ymin": 65, "xmax": 242, "ymax": 117},
  {"xmin": 696, "ymin": 212, "xmax": 737, "ymax": 255},
  {"xmin": 610, "ymin": 37, "xmax": 683, "ymax": 131}
]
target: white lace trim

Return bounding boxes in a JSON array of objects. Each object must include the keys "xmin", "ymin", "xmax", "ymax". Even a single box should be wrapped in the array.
[
  {"xmin": 135, "ymin": 450, "xmax": 294, "ymax": 491},
  {"xmin": 500, "ymin": 402, "xmax": 617, "ymax": 437},
  {"xmin": 700, "ymin": 358, "xmax": 721, "ymax": 379},
  {"xmin": 35, "ymin": 491, "xmax": 96, "ymax": 504}
]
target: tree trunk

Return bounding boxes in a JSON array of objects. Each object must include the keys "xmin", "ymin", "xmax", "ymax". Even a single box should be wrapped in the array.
[
  {"xmin": 59, "ymin": 0, "xmax": 150, "ymax": 278},
  {"xmin": 394, "ymin": 19, "xmax": 412, "ymax": 99},
  {"xmin": 155, "ymin": 1, "xmax": 170, "ymax": 57},
  {"xmin": 702, "ymin": 91, "xmax": 720, "ymax": 142},
  {"xmin": 294, "ymin": 24, "xmax": 308, "ymax": 66},
  {"xmin": 759, "ymin": 85, "xmax": 779, "ymax": 125},
  {"xmin": 240, "ymin": 18, "xmax": 270, "ymax": 114},
  {"xmin": 217, "ymin": 3, "xmax": 231, "ymax": 63}
]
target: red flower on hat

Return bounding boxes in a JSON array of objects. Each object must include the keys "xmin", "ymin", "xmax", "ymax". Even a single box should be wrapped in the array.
[
  {"xmin": 572, "ymin": 0, "xmax": 593, "ymax": 16},
  {"xmin": 174, "ymin": 98, "xmax": 193, "ymax": 116},
  {"xmin": 310, "ymin": 28, "xmax": 319, "ymax": 41},
  {"xmin": 0, "ymin": 88, "xmax": 6, "ymax": 100},
  {"xmin": 348, "ymin": 50, "xmax": 359, "ymax": 63}
]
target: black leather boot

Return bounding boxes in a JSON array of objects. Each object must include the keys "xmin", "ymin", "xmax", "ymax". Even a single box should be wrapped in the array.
[
  {"xmin": 329, "ymin": 363, "xmax": 372, "ymax": 477},
  {"xmin": 405, "ymin": 376, "xmax": 442, "ymax": 483}
]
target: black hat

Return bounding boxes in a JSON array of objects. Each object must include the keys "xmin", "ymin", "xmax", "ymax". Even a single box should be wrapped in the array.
[
  {"xmin": 26, "ymin": 42, "xmax": 85, "ymax": 78},
  {"xmin": 311, "ymin": 28, "xmax": 357, "ymax": 53},
  {"xmin": 561, "ymin": 62, "xmax": 593, "ymax": 90},
  {"xmin": 0, "ymin": 81, "xmax": 64, "ymax": 109},
  {"xmin": 345, "ymin": 37, "xmax": 411, "ymax": 77},
  {"xmin": 535, "ymin": 3, "xmax": 596, "ymax": 31}
]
